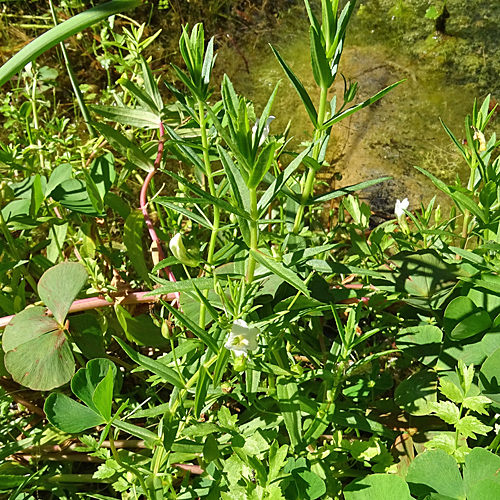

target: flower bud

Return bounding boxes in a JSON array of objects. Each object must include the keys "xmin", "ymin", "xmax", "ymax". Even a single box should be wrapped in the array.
[{"xmin": 169, "ymin": 233, "xmax": 200, "ymax": 267}]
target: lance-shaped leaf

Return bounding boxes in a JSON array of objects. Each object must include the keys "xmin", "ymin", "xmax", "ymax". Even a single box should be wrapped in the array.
[
  {"xmin": 310, "ymin": 25, "xmax": 333, "ymax": 89},
  {"xmin": 250, "ymin": 250, "xmax": 310, "ymax": 297},
  {"xmin": 91, "ymin": 105, "xmax": 160, "ymax": 129},
  {"xmin": 247, "ymin": 142, "xmax": 277, "ymax": 189},
  {"xmin": 92, "ymin": 122, "xmax": 154, "ymax": 172},
  {"xmin": 321, "ymin": 80, "xmax": 404, "ymax": 130},
  {"xmin": 270, "ymin": 44, "xmax": 318, "ymax": 127}
]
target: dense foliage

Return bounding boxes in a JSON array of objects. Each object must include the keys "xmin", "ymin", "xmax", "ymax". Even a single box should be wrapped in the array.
[{"xmin": 1, "ymin": 1, "xmax": 500, "ymax": 499}]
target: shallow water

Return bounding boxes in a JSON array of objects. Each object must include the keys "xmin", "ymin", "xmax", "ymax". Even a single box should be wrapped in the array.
[{"xmin": 216, "ymin": 2, "xmax": 500, "ymax": 215}]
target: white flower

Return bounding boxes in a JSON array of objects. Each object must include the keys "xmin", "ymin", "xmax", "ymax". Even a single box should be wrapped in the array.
[
  {"xmin": 224, "ymin": 319, "xmax": 259, "ymax": 357},
  {"xmin": 394, "ymin": 198, "xmax": 409, "ymax": 218},
  {"xmin": 252, "ymin": 116, "xmax": 275, "ymax": 147}
]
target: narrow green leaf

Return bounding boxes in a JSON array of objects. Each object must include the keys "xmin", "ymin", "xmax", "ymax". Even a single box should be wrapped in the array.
[
  {"xmin": 91, "ymin": 105, "xmax": 160, "ymax": 129},
  {"xmin": 308, "ymin": 176, "xmax": 391, "ymax": 205},
  {"xmin": 310, "ymin": 26, "xmax": 333, "ymax": 88},
  {"xmin": 258, "ymin": 146, "xmax": 312, "ymax": 213},
  {"xmin": 92, "ymin": 122, "xmax": 154, "ymax": 173},
  {"xmin": 160, "ymin": 300, "xmax": 219, "ymax": 353},
  {"xmin": 114, "ymin": 337, "xmax": 184, "ymax": 388},
  {"xmin": 140, "ymin": 57, "xmax": 163, "ymax": 112},
  {"xmin": 247, "ymin": 142, "xmax": 277, "ymax": 189},
  {"xmin": 155, "ymin": 200, "xmax": 212, "ymax": 229},
  {"xmin": 276, "ymin": 377, "xmax": 302, "ymax": 449},
  {"xmin": 270, "ymin": 44, "xmax": 318, "ymax": 126},
  {"xmin": 124, "ymin": 210, "xmax": 151, "ymax": 285},
  {"xmin": 321, "ymin": 80, "xmax": 404, "ymax": 130},
  {"xmin": 162, "ymin": 169, "xmax": 252, "ymax": 220},
  {"xmin": 250, "ymin": 250, "xmax": 310, "ymax": 297}
]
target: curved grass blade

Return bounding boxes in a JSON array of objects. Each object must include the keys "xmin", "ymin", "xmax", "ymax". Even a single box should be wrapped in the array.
[{"xmin": 0, "ymin": 0, "xmax": 142, "ymax": 87}]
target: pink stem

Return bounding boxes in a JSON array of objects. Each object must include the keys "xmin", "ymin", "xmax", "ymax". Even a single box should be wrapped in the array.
[
  {"xmin": 0, "ymin": 291, "xmax": 176, "ymax": 329},
  {"xmin": 139, "ymin": 122, "xmax": 179, "ymax": 298}
]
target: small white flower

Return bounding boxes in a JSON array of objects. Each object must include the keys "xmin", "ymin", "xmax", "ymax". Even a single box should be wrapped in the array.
[
  {"xmin": 394, "ymin": 198, "xmax": 409, "ymax": 218},
  {"xmin": 224, "ymin": 319, "xmax": 259, "ymax": 357},
  {"xmin": 252, "ymin": 116, "xmax": 275, "ymax": 147}
]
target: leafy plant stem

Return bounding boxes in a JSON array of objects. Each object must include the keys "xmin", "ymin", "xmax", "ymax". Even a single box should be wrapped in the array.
[
  {"xmin": 292, "ymin": 85, "xmax": 329, "ymax": 233},
  {"xmin": 198, "ymin": 99, "xmax": 220, "ymax": 328},
  {"xmin": 246, "ymin": 187, "xmax": 259, "ymax": 283},
  {"xmin": 460, "ymin": 170, "xmax": 476, "ymax": 248},
  {"xmin": 109, "ymin": 430, "xmax": 150, "ymax": 499},
  {"xmin": 170, "ymin": 355, "xmax": 218, "ymax": 414}
]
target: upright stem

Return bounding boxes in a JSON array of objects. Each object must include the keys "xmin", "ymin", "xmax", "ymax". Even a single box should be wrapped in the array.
[
  {"xmin": 109, "ymin": 431, "xmax": 149, "ymax": 498},
  {"xmin": 246, "ymin": 187, "xmax": 259, "ymax": 283},
  {"xmin": 460, "ymin": 169, "xmax": 476, "ymax": 248},
  {"xmin": 293, "ymin": 85, "xmax": 329, "ymax": 234},
  {"xmin": 198, "ymin": 99, "xmax": 220, "ymax": 328}
]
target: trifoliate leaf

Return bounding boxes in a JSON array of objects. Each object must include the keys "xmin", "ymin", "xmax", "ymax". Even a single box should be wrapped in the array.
[
  {"xmin": 462, "ymin": 395, "xmax": 491, "ymax": 415},
  {"xmin": 440, "ymin": 379, "xmax": 464, "ymax": 404},
  {"xmin": 456, "ymin": 415, "xmax": 492, "ymax": 439},
  {"xmin": 429, "ymin": 401, "xmax": 460, "ymax": 425}
]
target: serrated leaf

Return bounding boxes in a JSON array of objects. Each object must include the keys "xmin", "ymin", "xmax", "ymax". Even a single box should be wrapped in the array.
[
  {"xmin": 429, "ymin": 401, "xmax": 460, "ymax": 425},
  {"xmin": 456, "ymin": 415, "xmax": 492, "ymax": 439},
  {"xmin": 439, "ymin": 379, "xmax": 464, "ymax": 404},
  {"xmin": 462, "ymin": 395, "xmax": 490, "ymax": 415}
]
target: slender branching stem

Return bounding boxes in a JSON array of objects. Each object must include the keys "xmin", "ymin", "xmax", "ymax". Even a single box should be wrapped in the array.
[
  {"xmin": 198, "ymin": 99, "xmax": 220, "ymax": 328},
  {"xmin": 246, "ymin": 187, "xmax": 259, "ymax": 283},
  {"xmin": 293, "ymin": 85, "xmax": 329, "ymax": 233}
]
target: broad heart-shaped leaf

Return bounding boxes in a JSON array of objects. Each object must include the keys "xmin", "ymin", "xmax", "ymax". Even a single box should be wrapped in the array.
[
  {"xmin": 479, "ymin": 347, "xmax": 500, "ymax": 405},
  {"xmin": 4, "ymin": 328, "xmax": 74, "ymax": 391},
  {"xmin": 71, "ymin": 358, "xmax": 117, "ymax": 417},
  {"xmin": 44, "ymin": 393, "xmax": 105, "ymax": 433},
  {"xmin": 444, "ymin": 296, "xmax": 492, "ymax": 340},
  {"xmin": 406, "ymin": 449, "xmax": 465, "ymax": 499},
  {"xmin": 344, "ymin": 474, "xmax": 412, "ymax": 500},
  {"xmin": 38, "ymin": 261, "xmax": 88, "ymax": 325}
]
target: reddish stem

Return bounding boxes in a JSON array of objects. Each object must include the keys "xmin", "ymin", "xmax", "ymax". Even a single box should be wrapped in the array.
[
  {"xmin": 139, "ymin": 122, "xmax": 179, "ymax": 293},
  {"xmin": 0, "ymin": 290, "xmax": 176, "ymax": 329}
]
